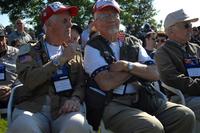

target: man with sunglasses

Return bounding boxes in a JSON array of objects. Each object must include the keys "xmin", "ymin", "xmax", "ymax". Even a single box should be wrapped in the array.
[
  {"xmin": 84, "ymin": 1, "xmax": 195, "ymax": 132},
  {"xmin": 156, "ymin": 31, "xmax": 168, "ymax": 49},
  {"xmin": 155, "ymin": 9, "xmax": 200, "ymax": 132},
  {"xmin": 191, "ymin": 27, "xmax": 200, "ymax": 45},
  {"xmin": 141, "ymin": 23, "xmax": 157, "ymax": 58}
]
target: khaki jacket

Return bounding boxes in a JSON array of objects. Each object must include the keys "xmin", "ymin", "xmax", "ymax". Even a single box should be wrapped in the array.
[
  {"xmin": 15, "ymin": 41, "xmax": 86, "ymax": 119},
  {"xmin": 155, "ymin": 40, "xmax": 200, "ymax": 95}
]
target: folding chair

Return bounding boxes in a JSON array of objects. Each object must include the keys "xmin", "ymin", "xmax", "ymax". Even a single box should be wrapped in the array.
[
  {"xmin": 161, "ymin": 82, "xmax": 185, "ymax": 105},
  {"xmin": 0, "ymin": 108, "xmax": 7, "ymax": 119},
  {"xmin": 98, "ymin": 120, "xmax": 113, "ymax": 133},
  {"xmin": 7, "ymin": 84, "xmax": 23, "ymax": 127},
  {"xmin": 161, "ymin": 82, "xmax": 200, "ymax": 133},
  {"xmin": 83, "ymin": 102, "xmax": 113, "ymax": 133}
]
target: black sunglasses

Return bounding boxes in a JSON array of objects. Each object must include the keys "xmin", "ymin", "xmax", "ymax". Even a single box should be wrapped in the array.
[
  {"xmin": 184, "ymin": 23, "xmax": 192, "ymax": 29},
  {"xmin": 156, "ymin": 39, "xmax": 166, "ymax": 43}
]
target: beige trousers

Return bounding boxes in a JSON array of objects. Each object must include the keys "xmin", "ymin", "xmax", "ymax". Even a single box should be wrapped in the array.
[
  {"xmin": 103, "ymin": 101, "xmax": 195, "ymax": 133},
  {"xmin": 7, "ymin": 105, "xmax": 92, "ymax": 133}
]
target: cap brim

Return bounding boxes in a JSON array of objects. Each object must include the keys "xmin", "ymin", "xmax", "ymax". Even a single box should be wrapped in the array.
[
  {"xmin": 68, "ymin": 6, "xmax": 79, "ymax": 16},
  {"xmin": 179, "ymin": 17, "xmax": 199, "ymax": 23},
  {"xmin": 56, "ymin": 6, "xmax": 78, "ymax": 16},
  {"xmin": 95, "ymin": 5, "xmax": 121, "ymax": 13},
  {"xmin": 145, "ymin": 31, "xmax": 157, "ymax": 38}
]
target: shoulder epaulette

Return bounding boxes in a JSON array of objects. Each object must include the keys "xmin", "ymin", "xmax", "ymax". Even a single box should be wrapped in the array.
[
  {"xmin": 124, "ymin": 34, "xmax": 142, "ymax": 46},
  {"xmin": 87, "ymin": 35, "xmax": 108, "ymax": 48},
  {"xmin": 18, "ymin": 44, "xmax": 32, "ymax": 56}
]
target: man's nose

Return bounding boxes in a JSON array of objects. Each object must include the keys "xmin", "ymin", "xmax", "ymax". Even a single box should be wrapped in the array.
[{"xmin": 68, "ymin": 21, "xmax": 72, "ymax": 28}]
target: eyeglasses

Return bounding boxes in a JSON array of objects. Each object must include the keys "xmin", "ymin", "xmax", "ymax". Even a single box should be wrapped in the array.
[
  {"xmin": 184, "ymin": 23, "xmax": 192, "ymax": 29},
  {"xmin": 174, "ymin": 22, "xmax": 192, "ymax": 29},
  {"xmin": 0, "ymin": 36, "xmax": 5, "ymax": 41},
  {"xmin": 16, "ymin": 22, "xmax": 23, "ymax": 25},
  {"xmin": 95, "ymin": 13, "xmax": 120, "ymax": 21},
  {"xmin": 156, "ymin": 38, "xmax": 166, "ymax": 43}
]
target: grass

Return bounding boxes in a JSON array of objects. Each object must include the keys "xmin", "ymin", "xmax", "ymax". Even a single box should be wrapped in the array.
[{"xmin": 0, "ymin": 119, "xmax": 7, "ymax": 133}]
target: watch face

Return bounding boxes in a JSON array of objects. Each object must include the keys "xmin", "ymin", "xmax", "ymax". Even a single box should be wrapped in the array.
[
  {"xmin": 128, "ymin": 62, "xmax": 133, "ymax": 71},
  {"xmin": 53, "ymin": 59, "xmax": 60, "ymax": 66}
]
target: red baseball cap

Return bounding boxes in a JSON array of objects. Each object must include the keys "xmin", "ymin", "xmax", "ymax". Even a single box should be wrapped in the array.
[
  {"xmin": 93, "ymin": 0, "xmax": 121, "ymax": 13},
  {"xmin": 41, "ymin": 2, "xmax": 78, "ymax": 24}
]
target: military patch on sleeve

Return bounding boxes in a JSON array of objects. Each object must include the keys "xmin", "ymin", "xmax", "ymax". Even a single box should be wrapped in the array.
[{"xmin": 19, "ymin": 54, "xmax": 32, "ymax": 63}]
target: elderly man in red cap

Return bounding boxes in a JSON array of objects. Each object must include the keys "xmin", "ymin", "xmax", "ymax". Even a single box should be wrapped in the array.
[
  {"xmin": 155, "ymin": 9, "xmax": 200, "ymax": 132},
  {"xmin": 84, "ymin": 0, "xmax": 195, "ymax": 132},
  {"xmin": 8, "ymin": 2, "xmax": 91, "ymax": 133}
]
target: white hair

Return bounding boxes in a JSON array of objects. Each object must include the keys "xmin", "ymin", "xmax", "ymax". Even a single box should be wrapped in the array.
[
  {"xmin": 43, "ymin": 24, "xmax": 47, "ymax": 33},
  {"xmin": 43, "ymin": 15, "xmax": 58, "ymax": 33},
  {"xmin": 119, "ymin": 24, "xmax": 126, "ymax": 32}
]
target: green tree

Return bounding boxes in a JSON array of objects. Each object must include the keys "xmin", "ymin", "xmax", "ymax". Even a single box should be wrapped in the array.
[
  {"xmin": 118, "ymin": 0, "xmax": 157, "ymax": 36},
  {"xmin": 0, "ymin": 0, "xmax": 158, "ymax": 36}
]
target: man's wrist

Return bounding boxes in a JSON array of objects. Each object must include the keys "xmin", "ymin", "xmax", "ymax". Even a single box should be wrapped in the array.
[
  {"xmin": 127, "ymin": 62, "xmax": 134, "ymax": 72},
  {"xmin": 52, "ymin": 56, "xmax": 67, "ymax": 67},
  {"xmin": 52, "ymin": 57, "xmax": 61, "ymax": 67},
  {"xmin": 71, "ymin": 96, "xmax": 81, "ymax": 103}
]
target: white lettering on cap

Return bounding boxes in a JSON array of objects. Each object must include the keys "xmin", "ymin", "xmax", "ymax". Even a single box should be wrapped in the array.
[{"xmin": 49, "ymin": 2, "xmax": 65, "ymax": 12}]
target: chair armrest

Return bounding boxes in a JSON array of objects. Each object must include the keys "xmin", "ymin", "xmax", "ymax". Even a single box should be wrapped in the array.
[
  {"xmin": 161, "ymin": 82, "xmax": 185, "ymax": 105},
  {"xmin": 7, "ymin": 84, "xmax": 23, "ymax": 127}
]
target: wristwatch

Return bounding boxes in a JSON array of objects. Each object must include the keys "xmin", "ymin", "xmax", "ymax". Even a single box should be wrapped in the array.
[
  {"xmin": 52, "ymin": 58, "xmax": 61, "ymax": 67},
  {"xmin": 128, "ymin": 62, "xmax": 134, "ymax": 72}
]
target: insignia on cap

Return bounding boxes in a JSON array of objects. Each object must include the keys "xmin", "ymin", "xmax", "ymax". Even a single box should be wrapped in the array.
[{"xmin": 49, "ymin": 2, "xmax": 63, "ymax": 12}]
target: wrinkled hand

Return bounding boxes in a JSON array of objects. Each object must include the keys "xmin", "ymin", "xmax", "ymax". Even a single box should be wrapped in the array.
[
  {"xmin": 58, "ymin": 97, "xmax": 80, "ymax": 115},
  {"xmin": 0, "ymin": 85, "xmax": 11, "ymax": 101},
  {"xmin": 110, "ymin": 60, "xmax": 129, "ymax": 72},
  {"xmin": 62, "ymin": 42, "xmax": 76, "ymax": 62}
]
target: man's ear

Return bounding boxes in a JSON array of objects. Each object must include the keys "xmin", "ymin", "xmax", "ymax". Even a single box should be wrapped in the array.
[
  {"xmin": 46, "ymin": 20, "xmax": 52, "ymax": 27},
  {"xmin": 168, "ymin": 27, "xmax": 175, "ymax": 34},
  {"xmin": 92, "ymin": 20, "xmax": 99, "ymax": 31}
]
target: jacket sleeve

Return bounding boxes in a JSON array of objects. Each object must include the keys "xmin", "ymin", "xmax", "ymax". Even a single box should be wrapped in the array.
[
  {"xmin": 16, "ymin": 44, "xmax": 57, "ymax": 91},
  {"xmin": 155, "ymin": 47, "xmax": 200, "ymax": 96},
  {"xmin": 69, "ymin": 54, "xmax": 86, "ymax": 101}
]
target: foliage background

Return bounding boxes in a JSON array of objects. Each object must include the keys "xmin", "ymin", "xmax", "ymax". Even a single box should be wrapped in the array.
[
  {"xmin": 0, "ymin": 119, "xmax": 7, "ymax": 133},
  {"xmin": 0, "ymin": 0, "xmax": 160, "ymax": 131},
  {"xmin": 0, "ymin": 0, "xmax": 161, "ymax": 36}
]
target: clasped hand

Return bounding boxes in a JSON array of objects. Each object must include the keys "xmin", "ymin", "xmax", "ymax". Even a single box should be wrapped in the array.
[
  {"xmin": 58, "ymin": 97, "xmax": 80, "ymax": 115},
  {"xmin": 62, "ymin": 42, "xmax": 77, "ymax": 62},
  {"xmin": 0, "ymin": 85, "xmax": 11, "ymax": 101}
]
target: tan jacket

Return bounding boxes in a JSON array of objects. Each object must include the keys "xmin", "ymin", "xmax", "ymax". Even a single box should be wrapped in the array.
[{"xmin": 15, "ymin": 41, "xmax": 86, "ymax": 119}]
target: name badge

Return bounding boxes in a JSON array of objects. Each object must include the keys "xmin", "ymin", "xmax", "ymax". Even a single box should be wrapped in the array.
[
  {"xmin": 52, "ymin": 65, "xmax": 72, "ymax": 93},
  {"xmin": 113, "ymin": 85, "xmax": 125, "ymax": 95},
  {"xmin": 187, "ymin": 67, "xmax": 200, "ymax": 77},
  {"xmin": 184, "ymin": 57, "xmax": 200, "ymax": 78},
  {"xmin": 0, "ymin": 64, "xmax": 6, "ymax": 81}
]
